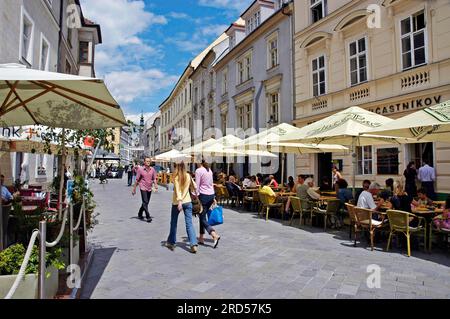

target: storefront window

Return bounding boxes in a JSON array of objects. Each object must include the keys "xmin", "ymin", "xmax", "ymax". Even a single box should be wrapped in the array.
[
  {"xmin": 377, "ymin": 148, "xmax": 399, "ymax": 175},
  {"xmin": 357, "ymin": 146, "xmax": 372, "ymax": 175}
]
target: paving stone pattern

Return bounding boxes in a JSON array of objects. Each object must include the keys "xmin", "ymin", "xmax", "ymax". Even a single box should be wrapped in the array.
[{"xmin": 80, "ymin": 179, "xmax": 450, "ymax": 299}]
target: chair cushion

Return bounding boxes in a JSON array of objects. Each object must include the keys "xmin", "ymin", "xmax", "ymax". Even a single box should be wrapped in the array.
[{"xmin": 360, "ymin": 219, "xmax": 382, "ymax": 226}]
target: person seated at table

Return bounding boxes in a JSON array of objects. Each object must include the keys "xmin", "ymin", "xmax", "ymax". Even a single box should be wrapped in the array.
[
  {"xmin": 225, "ymin": 176, "xmax": 243, "ymax": 202},
  {"xmin": 384, "ymin": 180, "xmax": 412, "ymax": 213},
  {"xmin": 293, "ymin": 176, "xmax": 320, "ymax": 212},
  {"xmin": 357, "ymin": 181, "xmax": 385, "ymax": 212},
  {"xmin": 1, "ymin": 175, "xmax": 19, "ymax": 205},
  {"xmin": 285, "ymin": 176, "xmax": 295, "ymax": 192},
  {"xmin": 335, "ymin": 178, "xmax": 353, "ymax": 208},
  {"xmin": 217, "ymin": 172, "xmax": 227, "ymax": 185},
  {"xmin": 412, "ymin": 188, "xmax": 433, "ymax": 208},
  {"xmin": 433, "ymin": 196, "xmax": 450, "ymax": 230},
  {"xmin": 242, "ymin": 175, "xmax": 252, "ymax": 188},
  {"xmin": 269, "ymin": 175, "xmax": 279, "ymax": 188},
  {"xmin": 259, "ymin": 177, "xmax": 278, "ymax": 204},
  {"xmin": 355, "ymin": 180, "xmax": 371, "ymax": 205},
  {"xmin": 379, "ymin": 178, "xmax": 394, "ymax": 201},
  {"xmin": 256, "ymin": 173, "xmax": 263, "ymax": 186},
  {"xmin": 248, "ymin": 176, "xmax": 258, "ymax": 188}
]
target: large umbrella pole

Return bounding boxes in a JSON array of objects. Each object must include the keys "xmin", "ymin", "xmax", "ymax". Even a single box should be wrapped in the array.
[
  {"xmin": 352, "ymin": 137, "xmax": 357, "ymax": 198},
  {"xmin": 281, "ymin": 153, "xmax": 285, "ymax": 186},
  {"xmin": 58, "ymin": 129, "xmax": 66, "ymax": 220}
]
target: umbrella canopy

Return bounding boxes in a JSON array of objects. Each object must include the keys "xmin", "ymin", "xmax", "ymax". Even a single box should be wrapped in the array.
[
  {"xmin": 243, "ymin": 123, "xmax": 304, "ymax": 148},
  {"xmin": 154, "ymin": 149, "xmax": 191, "ymax": 162},
  {"xmin": 365, "ymin": 100, "xmax": 450, "ymax": 142},
  {"xmin": 267, "ymin": 141, "xmax": 349, "ymax": 154},
  {"xmin": 182, "ymin": 138, "xmax": 217, "ymax": 156},
  {"xmin": 0, "ymin": 64, "xmax": 127, "ymax": 129},
  {"xmin": 278, "ymin": 106, "xmax": 412, "ymax": 146},
  {"xmin": 203, "ymin": 135, "xmax": 277, "ymax": 157}
]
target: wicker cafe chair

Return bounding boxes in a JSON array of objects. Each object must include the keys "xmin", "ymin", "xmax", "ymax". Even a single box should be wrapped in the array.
[
  {"xmin": 353, "ymin": 207, "xmax": 386, "ymax": 251},
  {"xmin": 289, "ymin": 196, "xmax": 304, "ymax": 226},
  {"xmin": 312, "ymin": 199, "xmax": 341, "ymax": 231},
  {"xmin": 386, "ymin": 210, "xmax": 426, "ymax": 257},
  {"xmin": 345, "ymin": 203, "xmax": 360, "ymax": 246},
  {"xmin": 429, "ymin": 214, "xmax": 450, "ymax": 251},
  {"xmin": 258, "ymin": 192, "xmax": 283, "ymax": 221},
  {"xmin": 214, "ymin": 185, "xmax": 225, "ymax": 206}
]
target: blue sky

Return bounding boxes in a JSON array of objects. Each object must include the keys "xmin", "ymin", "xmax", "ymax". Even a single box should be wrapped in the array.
[{"xmin": 80, "ymin": 0, "xmax": 254, "ymax": 124}]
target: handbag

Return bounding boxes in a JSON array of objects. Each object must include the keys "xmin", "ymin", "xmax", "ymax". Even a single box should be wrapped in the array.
[
  {"xmin": 207, "ymin": 202, "xmax": 223, "ymax": 226},
  {"xmin": 189, "ymin": 176, "xmax": 203, "ymax": 215}
]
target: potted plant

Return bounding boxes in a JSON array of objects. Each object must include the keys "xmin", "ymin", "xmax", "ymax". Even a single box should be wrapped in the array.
[{"xmin": 0, "ymin": 244, "xmax": 65, "ymax": 299}]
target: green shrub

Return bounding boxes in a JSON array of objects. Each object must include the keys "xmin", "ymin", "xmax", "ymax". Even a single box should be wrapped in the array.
[{"xmin": 0, "ymin": 244, "xmax": 65, "ymax": 276}]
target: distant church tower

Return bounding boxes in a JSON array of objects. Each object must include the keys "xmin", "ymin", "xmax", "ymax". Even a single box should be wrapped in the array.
[{"xmin": 140, "ymin": 111, "xmax": 144, "ymax": 133}]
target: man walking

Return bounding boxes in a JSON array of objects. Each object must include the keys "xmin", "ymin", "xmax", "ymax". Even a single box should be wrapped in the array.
[
  {"xmin": 132, "ymin": 158, "xmax": 158, "ymax": 222},
  {"xmin": 418, "ymin": 159, "xmax": 436, "ymax": 200},
  {"xmin": 127, "ymin": 164, "xmax": 134, "ymax": 186}
]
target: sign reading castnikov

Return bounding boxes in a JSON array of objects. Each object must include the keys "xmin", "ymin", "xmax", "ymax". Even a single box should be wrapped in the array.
[{"xmin": 369, "ymin": 95, "xmax": 442, "ymax": 115}]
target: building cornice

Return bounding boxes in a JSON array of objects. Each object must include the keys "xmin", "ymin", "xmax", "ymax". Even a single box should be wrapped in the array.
[{"xmin": 214, "ymin": 3, "xmax": 293, "ymax": 71}]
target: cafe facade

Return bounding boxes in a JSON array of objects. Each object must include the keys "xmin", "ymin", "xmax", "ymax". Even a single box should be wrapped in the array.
[{"xmin": 292, "ymin": 0, "xmax": 450, "ymax": 196}]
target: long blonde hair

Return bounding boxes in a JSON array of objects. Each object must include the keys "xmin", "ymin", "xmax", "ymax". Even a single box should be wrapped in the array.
[
  {"xmin": 174, "ymin": 162, "xmax": 188, "ymax": 188},
  {"xmin": 394, "ymin": 180, "xmax": 406, "ymax": 196}
]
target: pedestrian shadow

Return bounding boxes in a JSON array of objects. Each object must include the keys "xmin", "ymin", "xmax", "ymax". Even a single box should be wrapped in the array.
[
  {"xmin": 79, "ymin": 247, "xmax": 116, "ymax": 299},
  {"xmin": 160, "ymin": 239, "xmax": 195, "ymax": 253},
  {"xmin": 129, "ymin": 216, "xmax": 155, "ymax": 222}
]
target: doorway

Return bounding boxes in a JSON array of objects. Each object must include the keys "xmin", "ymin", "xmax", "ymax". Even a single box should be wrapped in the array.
[
  {"xmin": 407, "ymin": 143, "xmax": 434, "ymax": 168},
  {"xmin": 317, "ymin": 153, "xmax": 333, "ymax": 190}
]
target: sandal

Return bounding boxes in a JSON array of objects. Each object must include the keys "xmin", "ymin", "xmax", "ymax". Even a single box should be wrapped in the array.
[{"xmin": 213, "ymin": 236, "xmax": 221, "ymax": 249}]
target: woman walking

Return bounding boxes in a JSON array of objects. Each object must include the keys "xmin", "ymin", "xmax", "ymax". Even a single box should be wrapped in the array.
[
  {"xmin": 165, "ymin": 162, "xmax": 198, "ymax": 253},
  {"xmin": 195, "ymin": 160, "xmax": 221, "ymax": 248}
]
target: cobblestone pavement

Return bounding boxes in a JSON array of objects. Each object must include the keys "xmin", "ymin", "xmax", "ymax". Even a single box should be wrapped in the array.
[{"xmin": 80, "ymin": 178, "xmax": 450, "ymax": 299}]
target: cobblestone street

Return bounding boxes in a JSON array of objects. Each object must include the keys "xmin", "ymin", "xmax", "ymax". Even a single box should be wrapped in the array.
[{"xmin": 80, "ymin": 178, "xmax": 450, "ymax": 299}]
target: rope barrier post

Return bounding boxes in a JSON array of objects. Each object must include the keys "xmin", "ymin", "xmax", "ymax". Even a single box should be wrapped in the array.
[
  {"xmin": 69, "ymin": 203, "xmax": 73, "ymax": 269},
  {"xmin": 38, "ymin": 221, "xmax": 46, "ymax": 299},
  {"xmin": 83, "ymin": 197, "xmax": 87, "ymax": 253}
]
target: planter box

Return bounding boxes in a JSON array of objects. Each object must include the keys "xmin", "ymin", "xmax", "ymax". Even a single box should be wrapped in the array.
[{"xmin": 0, "ymin": 266, "xmax": 59, "ymax": 299}]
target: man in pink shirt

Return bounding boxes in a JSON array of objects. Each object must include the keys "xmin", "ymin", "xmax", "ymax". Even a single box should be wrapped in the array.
[{"xmin": 132, "ymin": 158, "xmax": 158, "ymax": 222}]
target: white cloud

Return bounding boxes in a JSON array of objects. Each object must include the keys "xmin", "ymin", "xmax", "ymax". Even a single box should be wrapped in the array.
[
  {"xmin": 200, "ymin": 24, "xmax": 228, "ymax": 37},
  {"xmin": 80, "ymin": 0, "xmax": 167, "ymax": 49},
  {"xmin": 198, "ymin": 0, "xmax": 253, "ymax": 12},
  {"xmin": 168, "ymin": 12, "xmax": 190, "ymax": 19},
  {"xmin": 80, "ymin": 0, "xmax": 171, "ymax": 106},
  {"xmin": 105, "ymin": 69, "xmax": 178, "ymax": 105}
]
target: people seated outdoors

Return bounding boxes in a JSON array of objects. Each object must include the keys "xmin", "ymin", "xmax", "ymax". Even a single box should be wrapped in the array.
[
  {"xmin": 433, "ymin": 196, "xmax": 450, "ymax": 230},
  {"xmin": 335, "ymin": 178, "xmax": 353, "ymax": 208},
  {"xmin": 242, "ymin": 176, "xmax": 253, "ymax": 188},
  {"xmin": 248, "ymin": 176, "xmax": 258, "ymax": 188},
  {"xmin": 268, "ymin": 175, "xmax": 279, "ymax": 188},
  {"xmin": 285, "ymin": 176, "xmax": 295, "ymax": 192},
  {"xmin": 355, "ymin": 179, "xmax": 371, "ymax": 205},
  {"xmin": 217, "ymin": 172, "xmax": 227, "ymax": 184},
  {"xmin": 259, "ymin": 177, "xmax": 285, "ymax": 212},
  {"xmin": 379, "ymin": 178, "xmax": 394, "ymax": 200},
  {"xmin": 1, "ymin": 174, "xmax": 19, "ymax": 205},
  {"xmin": 256, "ymin": 173, "xmax": 263, "ymax": 186},
  {"xmin": 287, "ymin": 175, "xmax": 320, "ymax": 213},
  {"xmin": 356, "ymin": 181, "xmax": 385, "ymax": 213},
  {"xmin": 387, "ymin": 180, "xmax": 412, "ymax": 213},
  {"xmin": 412, "ymin": 188, "xmax": 434, "ymax": 209},
  {"xmin": 225, "ymin": 175, "xmax": 243, "ymax": 202}
]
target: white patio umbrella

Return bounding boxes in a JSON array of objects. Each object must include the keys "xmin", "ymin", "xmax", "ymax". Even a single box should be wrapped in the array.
[
  {"xmin": 153, "ymin": 149, "xmax": 191, "ymax": 163},
  {"xmin": 365, "ymin": 100, "xmax": 450, "ymax": 142},
  {"xmin": 277, "ymin": 106, "xmax": 414, "ymax": 194},
  {"xmin": 0, "ymin": 63, "xmax": 126, "ymax": 223},
  {"xmin": 202, "ymin": 135, "xmax": 277, "ymax": 175},
  {"xmin": 182, "ymin": 138, "xmax": 218, "ymax": 157}
]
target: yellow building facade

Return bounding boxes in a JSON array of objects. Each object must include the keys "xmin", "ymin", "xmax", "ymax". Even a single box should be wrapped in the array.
[{"xmin": 293, "ymin": 0, "xmax": 450, "ymax": 195}]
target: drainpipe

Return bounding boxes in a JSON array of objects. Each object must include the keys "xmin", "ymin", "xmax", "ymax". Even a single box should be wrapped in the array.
[
  {"xmin": 283, "ymin": 1, "xmax": 295, "ymax": 181},
  {"xmin": 57, "ymin": 0, "xmax": 64, "ymax": 73}
]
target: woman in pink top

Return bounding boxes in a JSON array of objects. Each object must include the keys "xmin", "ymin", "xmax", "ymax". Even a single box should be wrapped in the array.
[{"xmin": 195, "ymin": 160, "xmax": 221, "ymax": 248}]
